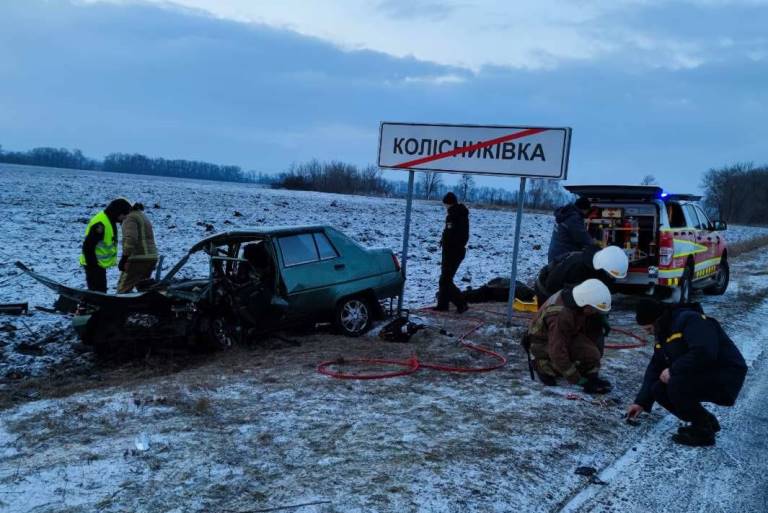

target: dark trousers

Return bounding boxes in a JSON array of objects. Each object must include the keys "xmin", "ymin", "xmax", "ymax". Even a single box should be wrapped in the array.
[
  {"xmin": 651, "ymin": 369, "xmax": 746, "ymax": 424},
  {"xmin": 85, "ymin": 266, "xmax": 107, "ymax": 293},
  {"xmin": 437, "ymin": 247, "xmax": 466, "ymax": 308}
]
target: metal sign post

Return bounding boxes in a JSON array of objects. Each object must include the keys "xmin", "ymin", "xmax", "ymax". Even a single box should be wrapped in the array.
[
  {"xmin": 506, "ymin": 177, "xmax": 527, "ymax": 325},
  {"xmin": 397, "ymin": 170, "xmax": 416, "ymax": 314}
]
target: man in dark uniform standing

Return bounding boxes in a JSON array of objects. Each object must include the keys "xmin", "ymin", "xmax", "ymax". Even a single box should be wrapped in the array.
[
  {"xmin": 627, "ymin": 299, "xmax": 747, "ymax": 446},
  {"xmin": 434, "ymin": 192, "xmax": 469, "ymax": 313}
]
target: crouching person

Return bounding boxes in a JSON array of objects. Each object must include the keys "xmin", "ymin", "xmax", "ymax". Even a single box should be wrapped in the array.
[
  {"xmin": 526, "ymin": 279, "xmax": 613, "ymax": 394},
  {"xmin": 626, "ymin": 299, "xmax": 747, "ymax": 447}
]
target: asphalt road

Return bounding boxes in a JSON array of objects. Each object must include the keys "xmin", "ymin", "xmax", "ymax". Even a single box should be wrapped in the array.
[{"xmin": 558, "ymin": 301, "xmax": 768, "ymax": 513}]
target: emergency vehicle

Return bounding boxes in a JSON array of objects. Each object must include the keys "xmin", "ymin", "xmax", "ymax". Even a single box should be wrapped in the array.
[{"xmin": 565, "ymin": 185, "xmax": 729, "ymax": 302}]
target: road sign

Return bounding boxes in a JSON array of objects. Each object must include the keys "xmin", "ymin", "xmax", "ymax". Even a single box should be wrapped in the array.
[{"xmin": 378, "ymin": 122, "xmax": 571, "ymax": 179}]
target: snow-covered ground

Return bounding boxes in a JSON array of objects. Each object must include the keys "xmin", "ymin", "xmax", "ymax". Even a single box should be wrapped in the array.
[{"xmin": 2, "ymin": 164, "xmax": 768, "ymax": 513}]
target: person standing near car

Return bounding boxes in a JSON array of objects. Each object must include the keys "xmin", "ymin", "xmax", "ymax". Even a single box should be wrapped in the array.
[
  {"xmin": 117, "ymin": 202, "xmax": 158, "ymax": 293},
  {"xmin": 434, "ymin": 192, "xmax": 469, "ymax": 313},
  {"xmin": 548, "ymin": 197, "xmax": 600, "ymax": 263},
  {"xmin": 626, "ymin": 299, "xmax": 747, "ymax": 447},
  {"xmin": 80, "ymin": 197, "xmax": 132, "ymax": 292}
]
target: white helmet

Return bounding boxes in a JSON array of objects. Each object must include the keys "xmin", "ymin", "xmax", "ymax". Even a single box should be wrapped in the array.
[
  {"xmin": 572, "ymin": 279, "xmax": 612, "ymax": 312},
  {"xmin": 593, "ymin": 246, "xmax": 628, "ymax": 279}
]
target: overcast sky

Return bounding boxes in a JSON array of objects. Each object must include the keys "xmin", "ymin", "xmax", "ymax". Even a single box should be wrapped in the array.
[{"xmin": 1, "ymin": 0, "xmax": 766, "ymax": 192}]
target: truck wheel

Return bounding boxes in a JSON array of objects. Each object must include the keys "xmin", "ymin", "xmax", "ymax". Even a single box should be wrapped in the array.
[
  {"xmin": 705, "ymin": 256, "xmax": 729, "ymax": 295},
  {"xmin": 335, "ymin": 296, "xmax": 371, "ymax": 337},
  {"xmin": 678, "ymin": 263, "xmax": 693, "ymax": 304}
]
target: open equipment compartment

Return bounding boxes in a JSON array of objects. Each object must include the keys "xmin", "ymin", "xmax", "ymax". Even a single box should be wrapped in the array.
[{"xmin": 586, "ymin": 202, "xmax": 659, "ymax": 267}]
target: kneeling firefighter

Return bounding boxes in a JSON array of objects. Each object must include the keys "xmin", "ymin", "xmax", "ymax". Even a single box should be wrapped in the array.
[
  {"xmin": 626, "ymin": 299, "xmax": 747, "ymax": 447},
  {"xmin": 524, "ymin": 279, "xmax": 613, "ymax": 394}
]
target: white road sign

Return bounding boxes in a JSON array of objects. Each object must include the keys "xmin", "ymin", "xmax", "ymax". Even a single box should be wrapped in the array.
[{"xmin": 378, "ymin": 122, "xmax": 571, "ymax": 179}]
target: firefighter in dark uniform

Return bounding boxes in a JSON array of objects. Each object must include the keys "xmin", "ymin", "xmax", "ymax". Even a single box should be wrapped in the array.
[
  {"xmin": 627, "ymin": 299, "xmax": 747, "ymax": 446},
  {"xmin": 534, "ymin": 245, "xmax": 628, "ymax": 305},
  {"xmin": 434, "ymin": 192, "xmax": 469, "ymax": 313}
]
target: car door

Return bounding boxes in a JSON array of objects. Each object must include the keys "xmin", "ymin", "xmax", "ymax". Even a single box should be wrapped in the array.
[
  {"xmin": 682, "ymin": 204, "xmax": 709, "ymax": 279},
  {"xmin": 693, "ymin": 205, "xmax": 721, "ymax": 277},
  {"xmin": 275, "ymin": 231, "xmax": 349, "ymax": 317}
]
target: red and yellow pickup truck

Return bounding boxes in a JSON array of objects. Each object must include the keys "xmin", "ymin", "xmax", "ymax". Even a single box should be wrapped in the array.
[{"xmin": 565, "ymin": 185, "xmax": 729, "ymax": 302}]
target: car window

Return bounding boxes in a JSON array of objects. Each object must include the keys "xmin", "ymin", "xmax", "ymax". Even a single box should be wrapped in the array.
[
  {"xmin": 694, "ymin": 205, "xmax": 711, "ymax": 229},
  {"xmin": 667, "ymin": 203, "xmax": 686, "ymax": 228},
  {"xmin": 278, "ymin": 234, "xmax": 319, "ymax": 266},
  {"xmin": 685, "ymin": 205, "xmax": 706, "ymax": 230},
  {"xmin": 684, "ymin": 204, "xmax": 703, "ymax": 229},
  {"xmin": 314, "ymin": 232, "xmax": 339, "ymax": 260}
]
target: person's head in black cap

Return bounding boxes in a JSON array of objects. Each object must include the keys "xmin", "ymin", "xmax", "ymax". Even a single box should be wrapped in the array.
[
  {"xmin": 105, "ymin": 197, "xmax": 132, "ymax": 223},
  {"xmin": 442, "ymin": 192, "xmax": 457, "ymax": 209},
  {"xmin": 575, "ymin": 197, "xmax": 591, "ymax": 216},
  {"xmin": 635, "ymin": 298, "xmax": 668, "ymax": 335}
]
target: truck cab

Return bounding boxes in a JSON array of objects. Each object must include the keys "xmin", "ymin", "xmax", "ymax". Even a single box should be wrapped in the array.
[{"xmin": 565, "ymin": 185, "xmax": 729, "ymax": 302}]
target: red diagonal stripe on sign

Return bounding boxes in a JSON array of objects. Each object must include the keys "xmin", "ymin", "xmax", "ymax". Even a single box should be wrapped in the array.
[{"xmin": 393, "ymin": 127, "xmax": 548, "ymax": 169}]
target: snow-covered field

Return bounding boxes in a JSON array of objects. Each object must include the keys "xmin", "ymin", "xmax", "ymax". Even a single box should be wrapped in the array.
[
  {"xmin": 0, "ymin": 164, "xmax": 556, "ymax": 311},
  {"xmin": 2, "ymin": 164, "xmax": 768, "ymax": 513},
  {"xmin": 2, "ymin": 164, "xmax": 766, "ymax": 310}
]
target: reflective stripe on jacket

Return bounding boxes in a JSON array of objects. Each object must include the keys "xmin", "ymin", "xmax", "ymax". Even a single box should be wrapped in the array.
[{"xmin": 79, "ymin": 211, "xmax": 117, "ymax": 268}]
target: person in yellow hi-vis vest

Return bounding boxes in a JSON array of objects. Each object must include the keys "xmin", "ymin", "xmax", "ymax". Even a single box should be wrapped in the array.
[
  {"xmin": 79, "ymin": 198, "xmax": 132, "ymax": 292},
  {"xmin": 117, "ymin": 202, "xmax": 158, "ymax": 293}
]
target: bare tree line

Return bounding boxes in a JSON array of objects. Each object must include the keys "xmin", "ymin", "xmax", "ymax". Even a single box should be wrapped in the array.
[
  {"xmin": 0, "ymin": 144, "xmax": 254, "ymax": 183},
  {"xmin": 701, "ymin": 162, "xmax": 768, "ymax": 225},
  {"xmin": 0, "ymin": 142, "xmax": 573, "ymax": 210}
]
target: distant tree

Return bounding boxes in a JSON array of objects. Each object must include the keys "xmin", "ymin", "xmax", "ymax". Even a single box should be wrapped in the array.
[
  {"xmin": 640, "ymin": 174, "xmax": 657, "ymax": 185},
  {"xmin": 700, "ymin": 162, "xmax": 765, "ymax": 223},
  {"xmin": 420, "ymin": 171, "xmax": 442, "ymax": 200},
  {"xmin": 526, "ymin": 179, "xmax": 569, "ymax": 210},
  {"xmin": 458, "ymin": 174, "xmax": 475, "ymax": 201}
]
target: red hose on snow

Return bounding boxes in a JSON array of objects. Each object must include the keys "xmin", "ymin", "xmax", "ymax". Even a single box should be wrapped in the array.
[
  {"xmin": 317, "ymin": 304, "xmax": 649, "ymax": 380},
  {"xmin": 317, "ymin": 307, "xmax": 506, "ymax": 380}
]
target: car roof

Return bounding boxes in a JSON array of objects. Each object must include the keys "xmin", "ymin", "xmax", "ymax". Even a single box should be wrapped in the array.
[
  {"xmin": 189, "ymin": 225, "xmax": 330, "ymax": 252},
  {"xmin": 564, "ymin": 185, "xmax": 701, "ymax": 202}
]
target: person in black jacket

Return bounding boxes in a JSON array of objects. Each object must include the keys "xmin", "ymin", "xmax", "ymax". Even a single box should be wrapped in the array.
[
  {"xmin": 434, "ymin": 192, "xmax": 469, "ymax": 313},
  {"xmin": 547, "ymin": 197, "xmax": 599, "ymax": 263},
  {"xmin": 627, "ymin": 299, "xmax": 747, "ymax": 446}
]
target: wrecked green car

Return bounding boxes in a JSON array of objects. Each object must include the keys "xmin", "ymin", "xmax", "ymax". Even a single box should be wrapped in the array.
[{"xmin": 17, "ymin": 225, "xmax": 404, "ymax": 356}]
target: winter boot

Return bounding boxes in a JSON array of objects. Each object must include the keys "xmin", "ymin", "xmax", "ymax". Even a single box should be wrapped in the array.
[
  {"xmin": 533, "ymin": 361, "xmax": 558, "ymax": 386},
  {"xmin": 672, "ymin": 425, "xmax": 716, "ymax": 447},
  {"xmin": 582, "ymin": 374, "xmax": 612, "ymax": 394},
  {"xmin": 678, "ymin": 410, "xmax": 721, "ymax": 436},
  {"xmin": 456, "ymin": 302, "xmax": 469, "ymax": 314}
]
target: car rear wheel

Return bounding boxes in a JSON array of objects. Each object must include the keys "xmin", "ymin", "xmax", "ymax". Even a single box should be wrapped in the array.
[
  {"xmin": 705, "ymin": 256, "xmax": 729, "ymax": 295},
  {"xmin": 335, "ymin": 297, "xmax": 371, "ymax": 337}
]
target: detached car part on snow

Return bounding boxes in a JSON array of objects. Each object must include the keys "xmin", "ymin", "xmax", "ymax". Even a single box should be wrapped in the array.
[
  {"xmin": 17, "ymin": 225, "xmax": 404, "ymax": 357},
  {"xmin": 565, "ymin": 185, "xmax": 729, "ymax": 302}
]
